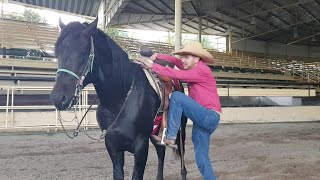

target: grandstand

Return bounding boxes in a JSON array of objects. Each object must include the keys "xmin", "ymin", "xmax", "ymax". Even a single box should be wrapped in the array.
[
  {"xmin": 0, "ymin": 17, "xmax": 319, "ymax": 129},
  {"xmin": 1, "ymin": 20, "xmax": 319, "ymax": 87},
  {"xmin": 0, "ymin": 19, "xmax": 318, "ymax": 94},
  {"xmin": 0, "ymin": 19, "xmax": 58, "ymax": 51},
  {"xmin": 0, "ymin": 19, "xmax": 318, "ymax": 83}
]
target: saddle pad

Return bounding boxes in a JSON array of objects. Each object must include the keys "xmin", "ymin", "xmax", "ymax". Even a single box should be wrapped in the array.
[{"xmin": 142, "ymin": 68, "xmax": 163, "ymax": 102}]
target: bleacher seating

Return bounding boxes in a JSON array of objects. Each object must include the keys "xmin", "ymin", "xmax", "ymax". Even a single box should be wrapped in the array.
[
  {"xmin": 227, "ymin": 50, "xmax": 320, "ymax": 83},
  {"xmin": 0, "ymin": 19, "xmax": 59, "ymax": 51},
  {"xmin": 0, "ymin": 19, "xmax": 319, "ymax": 88}
]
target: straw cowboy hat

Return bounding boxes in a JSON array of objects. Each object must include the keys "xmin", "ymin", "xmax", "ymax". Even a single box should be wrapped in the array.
[{"xmin": 172, "ymin": 42, "xmax": 214, "ymax": 64}]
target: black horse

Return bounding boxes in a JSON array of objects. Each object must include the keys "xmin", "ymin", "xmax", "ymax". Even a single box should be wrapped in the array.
[{"xmin": 50, "ymin": 18, "xmax": 187, "ymax": 180}]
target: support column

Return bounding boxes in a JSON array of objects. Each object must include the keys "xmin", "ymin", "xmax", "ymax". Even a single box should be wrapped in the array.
[
  {"xmin": 198, "ymin": 16, "xmax": 202, "ymax": 42},
  {"xmin": 175, "ymin": 0, "xmax": 182, "ymax": 51},
  {"xmin": 1, "ymin": 0, "xmax": 3, "ymax": 58},
  {"xmin": 228, "ymin": 31, "xmax": 232, "ymax": 54},
  {"xmin": 102, "ymin": 0, "xmax": 107, "ymax": 31},
  {"xmin": 266, "ymin": 42, "xmax": 269, "ymax": 58},
  {"xmin": 285, "ymin": 45, "xmax": 288, "ymax": 59},
  {"xmin": 1, "ymin": 0, "xmax": 3, "ymax": 19}
]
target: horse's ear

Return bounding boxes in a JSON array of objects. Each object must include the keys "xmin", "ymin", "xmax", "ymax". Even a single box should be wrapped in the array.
[
  {"xmin": 82, "ymin": 17, "xmax": 98, "ymax": 37},
  {"xmin": 59, "ymin": 18, "xmax": 66, "ymax": 29}
]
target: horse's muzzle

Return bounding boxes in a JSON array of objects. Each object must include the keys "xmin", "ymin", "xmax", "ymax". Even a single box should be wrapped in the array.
[{"xmin": 50, "ymin": 92, "xmax": 75, "ymax": 110}]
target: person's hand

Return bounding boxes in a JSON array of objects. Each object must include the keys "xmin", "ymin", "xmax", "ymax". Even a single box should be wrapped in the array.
[
  {"xmin": 137, "ymin": 57, "xmax": 153, "ymax": 69},
  {"xmin": 150, "ymin": 53, "xmax": 158, "ymax": 61}
]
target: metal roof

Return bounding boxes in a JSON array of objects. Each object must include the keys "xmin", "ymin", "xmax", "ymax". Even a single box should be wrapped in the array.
[
  {"xmin": 108, "ymin": 0, "xmax": 320, "ymax": 46},
  {"xmin": 10, "ymin": 0, "xmax": 102, "ymax": 18},
  {"xmin": 8, "ymin": 0, "xmax": 320, "ymax": 46}
]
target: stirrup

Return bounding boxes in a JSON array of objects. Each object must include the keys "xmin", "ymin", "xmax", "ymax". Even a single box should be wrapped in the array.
[{"xmin": 160, "ymin": 128, "xmax": 167, "ymax": 145}]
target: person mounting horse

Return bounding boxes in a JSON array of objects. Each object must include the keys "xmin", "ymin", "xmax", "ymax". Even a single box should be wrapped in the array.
[
  {"xmin": 139, "ymin": 46, "xmax": 180, "ymax": 144},
  {"xmin": 137, "ymin": 42, "xmax": 222, "ymax": 180},
  {"xmin": 50, "ymin": 18, "xmax": 188, "ymax": 180}
]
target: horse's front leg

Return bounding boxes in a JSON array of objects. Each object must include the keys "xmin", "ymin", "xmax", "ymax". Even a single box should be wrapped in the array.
[
  {"xmin": 132, "ymin": 136, "xmax": 149, "ymax": 180},
  {"xmin": 106, "ymin": 140, "xmax": 125, "ymax": 180}
]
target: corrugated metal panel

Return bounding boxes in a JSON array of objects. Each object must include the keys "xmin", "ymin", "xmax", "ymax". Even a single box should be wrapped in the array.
[
  {"xmin": 9, "ymin": 0, "xmax": 320, "ymax": 45},
  {"xmin": 11, "ymin": 0, "xmax": 102, "ymax": 17}
]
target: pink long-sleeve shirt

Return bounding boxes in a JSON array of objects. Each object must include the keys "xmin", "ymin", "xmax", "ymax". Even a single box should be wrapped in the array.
[{"xmin": 152, "ymin": 54, "xmax": 222, "ymax": 113}]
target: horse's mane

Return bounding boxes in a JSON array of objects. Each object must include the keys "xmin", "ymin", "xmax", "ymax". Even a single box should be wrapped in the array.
[
  {"xmin": 55, "ymin": 21, "xmax": 135, "ymax": 94},
  {"xmin": 93, "ymin": 25, "xmax": 134, "ymax": 93}
]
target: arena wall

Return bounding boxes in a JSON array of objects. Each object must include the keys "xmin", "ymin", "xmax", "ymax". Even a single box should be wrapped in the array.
[
  {"xmin": 232, "ymin": 38, "xmax": 320, "ymax": 58},
  {"xmin": 1, "ymin": 106, "xmax": 320, "ymax": 131}
]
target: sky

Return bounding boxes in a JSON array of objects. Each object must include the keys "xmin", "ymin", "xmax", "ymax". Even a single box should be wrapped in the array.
[
  {"xmin": 1, "ymin": 2, "xmax": 226, "ymax": 51},
  {"xmin": 2, "ymin": 2, "xmax": 86, "ymax": 25}
]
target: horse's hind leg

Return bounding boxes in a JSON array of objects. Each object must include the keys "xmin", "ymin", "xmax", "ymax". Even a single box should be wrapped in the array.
[
  {"xmin": 177, "ymin": 119, "xmax": 188, "ymax": 180},
  {"xmin": 154, "ymin": 144, "xmax": 166, "ymax": 180},
  {"xmin": 176, "ymin": 130, "xmax": 187, "ymax": 180},
  {"xmin": 132, "ymin": 137, "xmax": 149, "ymax": 180}
]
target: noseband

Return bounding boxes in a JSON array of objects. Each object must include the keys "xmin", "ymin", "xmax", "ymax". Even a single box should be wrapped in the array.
[{"xmin": 56, "ymin": 36, "xmax": 95, "ymax": 107}]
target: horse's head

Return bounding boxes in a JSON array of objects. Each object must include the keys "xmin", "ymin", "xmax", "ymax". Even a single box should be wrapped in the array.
[{"xmin": 50, "ymin": 18, "xmax": 98, "ymax": 110}]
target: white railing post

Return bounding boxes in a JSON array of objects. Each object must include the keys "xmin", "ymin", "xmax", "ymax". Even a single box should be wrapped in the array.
[
  {"xmin": 0, "ymin": 86, "xmax": 98, "ymax": 130},
  {"xmin": 11, "ymin": 88, "xmax": 14, "ymax": 126},
  {"xmin": 85, "ymin": 90, "xmax": 89, "ymax": 130},
  {"xmin": 55, "ymin": 109, "xmax": 58, "ymax": 131},
  {"xmin": 5, "ymin": 88, "xmax": 9, "ymax": 128}
]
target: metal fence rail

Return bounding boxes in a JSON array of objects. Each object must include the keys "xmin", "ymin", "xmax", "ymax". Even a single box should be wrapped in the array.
[
  {"xmin": 0, "ymin": 86, "xmax": 99, "ymax": 130},
  {"xmin": 0, "ymin": 84, "xmax": 317, "ymax": 130}
]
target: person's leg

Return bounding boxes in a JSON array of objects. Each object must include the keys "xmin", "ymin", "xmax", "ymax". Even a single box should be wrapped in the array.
[
  {"xmin": 164, "ymin": 91, "xmax": 219, "ymax": 179},
  {"xmin": 166, "ymin": 91, "xmax": 220, "ymax": 140},
  {"xmin": 192, "ymin": 125, "xmax": 216, "ymax": 180},
  {"xmin": 165, "ymin": 91, "xmax": 184, "ymax": 140}
]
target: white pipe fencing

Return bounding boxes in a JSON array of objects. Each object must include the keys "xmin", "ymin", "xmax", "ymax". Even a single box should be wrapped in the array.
[{"xmin": 0, "ymin": 86, "xmax": 99, "ymax": 130}]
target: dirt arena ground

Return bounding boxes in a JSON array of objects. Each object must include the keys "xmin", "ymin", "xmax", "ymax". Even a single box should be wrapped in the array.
[{"xmin": 0, "ymin": 122, "xmax": 319, "ymax": 180}]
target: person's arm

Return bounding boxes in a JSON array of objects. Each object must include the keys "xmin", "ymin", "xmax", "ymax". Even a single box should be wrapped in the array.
[
  {"xmin": 152, "ymin": 63, "xmax": 205, "ymax": 82},
  {"xmin": 153, "ymin": 53, "xmax": 184, "ymax": 70}
]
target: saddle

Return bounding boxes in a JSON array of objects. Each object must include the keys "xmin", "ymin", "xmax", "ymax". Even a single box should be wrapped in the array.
[{"xmin": 139, "ymin": 46, "xmax": 181, "ymax": 141}]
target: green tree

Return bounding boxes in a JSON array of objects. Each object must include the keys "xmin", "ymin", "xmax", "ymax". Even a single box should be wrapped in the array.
[
  {"xmin": 22, "ymin": 9, "xmax": 46, "ymax": 23},
  {"xmin": 165, "ymin": 34, "xmax": 215, "ymax": 49},
  {"xmin": 201, "ymin": 36, "xmax": 215, "ymax": 49},
  {"xmin": 4, "ymin": 8, "xmax": 46, "ymax": 23},
  {"xmin": 3, "ymin": 13, "xmax": 24, "ymax": 21},
  {"xmin": 166, "ymin": 33, "xmax": 175, "ymax": 44},
  {"xmin": 104, "ymin": 27, "xmax": 129, "ymax": 38}
]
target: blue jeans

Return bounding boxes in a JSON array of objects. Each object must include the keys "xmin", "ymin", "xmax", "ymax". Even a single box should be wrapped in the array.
[{"xmin": 167, "ymin": 91, "xmax": 220, "ymax": 180}]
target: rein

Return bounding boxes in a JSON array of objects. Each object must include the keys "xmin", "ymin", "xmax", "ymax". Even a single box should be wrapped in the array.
[
  {"xmin": 57, "ymin": 76, "xmax": 135, "ymax": 140},
  {"xmin": 55, "ymin": 36, "xmax": 136, "ymax": 140},
  {"xmin": 56, "ymin": 36, "xmax": 98, "ymax": 139}
]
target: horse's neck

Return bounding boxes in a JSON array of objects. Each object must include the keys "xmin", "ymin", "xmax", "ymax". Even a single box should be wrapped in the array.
[{"xmin": 92, "ymin": 35, "xmax": 134, "ymax": 108}]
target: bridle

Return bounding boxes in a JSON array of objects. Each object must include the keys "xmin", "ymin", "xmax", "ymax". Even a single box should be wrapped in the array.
[
  {"xmin": 56, "ymin": 36, "xmax": 95, "ymax": 108},
  {"xmin": 54, "ymin": 34, "xmax": 135, "ymax": 141}
]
